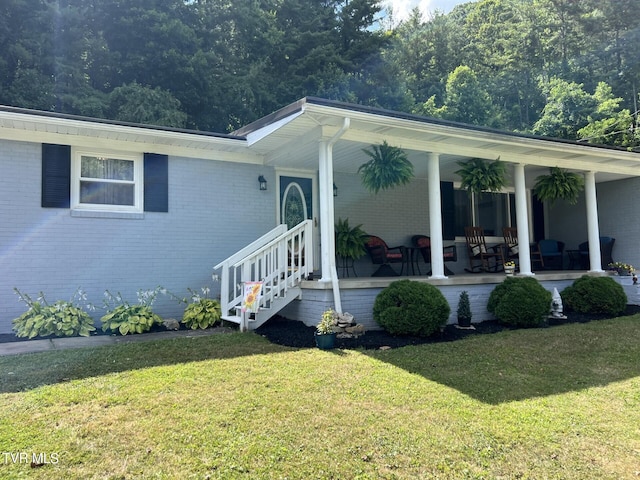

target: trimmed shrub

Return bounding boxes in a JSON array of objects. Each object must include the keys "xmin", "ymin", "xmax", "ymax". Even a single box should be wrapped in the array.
[
  {"xmin": 487, "ymin": 276, "xmax": 551, "ymax": 327},
  {"xmin": 562, "ymin": 275, "xmax": 627, "ymax": 316},
  {"xmin": 373, "ymin": 280, "xmax": 450, "ymax": 336}
]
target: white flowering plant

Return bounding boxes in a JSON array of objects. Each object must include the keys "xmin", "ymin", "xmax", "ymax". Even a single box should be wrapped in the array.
[
  {"xmin": 12, "ymin": 287, "xmax": 96, "ymax": 339},
  {"xmin": 101, "ymin": 286, "xmax": 165, "ymax": 335}
]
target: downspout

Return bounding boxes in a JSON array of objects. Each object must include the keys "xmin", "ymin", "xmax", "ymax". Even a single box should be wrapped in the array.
[{"xmin": 324, "ymin": 118, "xmax": 350, "ymax": 313}]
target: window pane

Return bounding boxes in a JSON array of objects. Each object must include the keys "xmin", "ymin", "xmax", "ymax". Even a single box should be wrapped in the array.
[
  {"xmin": 453, "ymin": 190, "xmax": 472, "ymax": 236},
  {"xmin": 80, "ymin": 181, "xmax": 135, "ymax": 205},
  {"xmin": 476, "ymin": 192, "xmax": 509, "ymax": 236},
  {"xmin": 81, "ymin": 156, "xmax": 134, "ymax": 181}
]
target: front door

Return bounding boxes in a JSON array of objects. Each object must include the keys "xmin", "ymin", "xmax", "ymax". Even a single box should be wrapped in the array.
[{"xmin": 278, "ymin": 174, "xmax": 319, "ymax": 271}]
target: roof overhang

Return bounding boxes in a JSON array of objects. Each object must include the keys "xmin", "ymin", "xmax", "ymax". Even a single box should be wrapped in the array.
[
  {"xmin": 0, "ymin": 105, "xmax": 260, "ymax": 164},
  {"xmin": 237, "ymin": 97, "xmax": 640, "ymax": 186}
]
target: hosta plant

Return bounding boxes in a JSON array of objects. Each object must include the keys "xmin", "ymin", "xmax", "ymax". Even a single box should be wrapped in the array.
[
  {"xmin": 182, "ymin": 287, "xmax": 222, "ymax": 330},
  {"xmin": 12, "ymin": 288, "xmax": 96, "ymax": 339},
  {"xmin": 101, "ymin": 287, "xmax": 164, "ymax": 335}
]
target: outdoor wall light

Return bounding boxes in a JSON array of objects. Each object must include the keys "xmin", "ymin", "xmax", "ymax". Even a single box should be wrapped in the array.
[
  {"xmin": 258, "ymin": 175, "xmax": 267, "ymax": 191},
  {"xmin": 333, "ymin": 183, "xmax": 338, "ymax": 197}
]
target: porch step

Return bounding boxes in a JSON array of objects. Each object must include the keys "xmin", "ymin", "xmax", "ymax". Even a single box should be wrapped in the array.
[{"xmin": 221, "ymin": 286, "xmax": 301, "ymax": 330}]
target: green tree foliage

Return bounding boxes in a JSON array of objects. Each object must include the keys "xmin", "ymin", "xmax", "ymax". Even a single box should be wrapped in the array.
[
  {"xmin": 0, "ymin": 0, "xmax": 638, "ymax": 148},
  {"xmin": 417, "ymin": 66, "xmax": 501, "ymax": 126},
  {"xmin": 533, "ymin": 78, "xmax": 638, "ymax": 149},
  {"xmin": 109, "ymin": 83, "xmax": 188, "ymax": 128}
]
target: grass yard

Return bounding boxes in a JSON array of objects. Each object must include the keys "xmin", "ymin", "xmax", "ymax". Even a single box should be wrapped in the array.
[{"xmin": 1, "ymin": 316, "xmax": 640, "ymax": 479}]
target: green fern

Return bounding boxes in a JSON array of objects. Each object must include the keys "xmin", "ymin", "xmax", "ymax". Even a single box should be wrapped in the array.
[
  {"xmin": 335, "ymin": 218, "xmax": 368, "ymax": 261},
  {"xmin": 455, "ymin": 157, "xmax": 507, "ymax": 193},
  {"xmin": 533, "ymin": 167, "xmax": 584, "ymax": 205},
  {"xmin": 358, "ymin": 141, "xmax": 414, "ymax": 193}
]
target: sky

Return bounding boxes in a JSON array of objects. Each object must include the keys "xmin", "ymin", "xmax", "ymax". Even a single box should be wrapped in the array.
[{"xmin": 381, "ymin": 0, "xmax": 474, "ymax": 22}]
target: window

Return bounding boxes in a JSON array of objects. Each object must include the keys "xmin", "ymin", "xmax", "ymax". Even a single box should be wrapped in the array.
[
  {"xmin": 453, "ymin": 189, "xmax": 517, "ymax": 237},
  {"xmin": 42, "ymin": 144, "xmax": 168, "ymax": 214},
  {"xmin": 71, "ymin": 150, "xmax": 143, "ymax": 212}
]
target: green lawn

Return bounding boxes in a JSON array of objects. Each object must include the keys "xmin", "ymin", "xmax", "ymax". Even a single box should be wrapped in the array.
[{"xmin": 1, "ymin": 316, "xmax": 640, "ymax": 479}]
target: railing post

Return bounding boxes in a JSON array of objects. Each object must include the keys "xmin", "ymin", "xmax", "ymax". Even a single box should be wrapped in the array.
[{"xmin": 218, "ymin": 261, "xmax": 229, "ymax": 316}]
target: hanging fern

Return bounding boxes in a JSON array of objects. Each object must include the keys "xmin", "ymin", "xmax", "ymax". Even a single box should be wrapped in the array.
[
  {"xmin": 533, "ymin": 167, "xmax": 584, "ymax": 205},
  {"xmin": 455, "ymin": 157, "xmax": 507, "ymax": 194},
  {"xmin": 358, "ymin": 141, "xmax": 414, "ymax": 194}
]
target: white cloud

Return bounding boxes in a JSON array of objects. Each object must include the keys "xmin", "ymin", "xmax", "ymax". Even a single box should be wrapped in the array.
[{"xmin": 380, "ymin": 0, "xmax": 470, "ymax": 23}]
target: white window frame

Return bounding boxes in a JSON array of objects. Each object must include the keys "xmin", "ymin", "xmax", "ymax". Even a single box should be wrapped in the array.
[{"xmin": 71, "ymin": 148, "xmax": 143, "ymax": 213}]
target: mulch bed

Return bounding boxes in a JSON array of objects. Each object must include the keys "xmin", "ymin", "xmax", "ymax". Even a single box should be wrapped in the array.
[
  {"xmin": 255, "ymin": 304, "xmax": 640, "ymax": 350},
  {"xmin": 3, "ymin": 305, "xmax": 640, "ymax": 350}
]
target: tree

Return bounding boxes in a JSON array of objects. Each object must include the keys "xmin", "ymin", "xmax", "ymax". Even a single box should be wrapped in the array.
[
  {"xmin": 532, "ymin": 77, "xmax": 595, "ymax": 139},
  {"xmin": 416, "ymin": 66, "xmax": 500, "ymax": 126},
  {"xmin": 108, "ymin": 83, "xmax": 187, "ymax": 128}
]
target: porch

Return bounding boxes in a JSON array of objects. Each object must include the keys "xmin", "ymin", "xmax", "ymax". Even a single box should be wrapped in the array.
[{"xmin": 278, "ymin": 270, "xmax": 639, "ymax": 330}]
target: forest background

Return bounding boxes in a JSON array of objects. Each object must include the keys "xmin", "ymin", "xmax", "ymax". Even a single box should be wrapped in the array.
[{"xmin": 1, "ymin": 0, "xmax": 639, "ymax": 149}]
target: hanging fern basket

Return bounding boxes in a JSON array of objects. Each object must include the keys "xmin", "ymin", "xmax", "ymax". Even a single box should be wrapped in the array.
[
  {"xmin": 455, "ymin": 157, "xmax": 507, "ymax": 194},
  {"xmin": 358, "ymin": 141, "xmax": 414, "ymax": 194},
  {"xmin": 533, "ymin": 167, "xmax": 584, "ymax": 205}
]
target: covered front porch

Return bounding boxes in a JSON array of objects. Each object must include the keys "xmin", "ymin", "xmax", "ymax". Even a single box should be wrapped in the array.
[{"xmin": 234, "ymin": 97, "xmax": 640, "ymax": 328}]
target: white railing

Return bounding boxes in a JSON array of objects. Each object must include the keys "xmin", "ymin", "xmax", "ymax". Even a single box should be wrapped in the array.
[{"xmin": 213, "ymin": 220, "xmax": 313, "ymax": 322}]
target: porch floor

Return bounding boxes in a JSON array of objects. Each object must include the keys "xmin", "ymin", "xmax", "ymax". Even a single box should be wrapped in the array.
[{"xmin": 302, "ymin": 269, "xmax": 599, "ymax": 290}]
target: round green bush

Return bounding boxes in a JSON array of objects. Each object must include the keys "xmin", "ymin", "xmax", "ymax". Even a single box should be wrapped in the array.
[
  {"xmin": 487, "ymin": 276, "xmax": 552, "ymax": 327},
  {"xmin": 561, "ymin": 275, "xmax": 627, "ymax": 316},
  {"xmin": 373, "ymin": 280, "xmax": 450, "ymax": 336}
]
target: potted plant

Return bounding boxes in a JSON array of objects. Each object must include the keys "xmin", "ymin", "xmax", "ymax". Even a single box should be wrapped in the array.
[
  {"xmin": 358, "ymin": 141, "xmax": 414, "ymax": 193},
  {"xmin": 504, "ymin": 261, "xmax": 516, "ymax": 276},
  {"xmin": 315, "ymin": 308, "xmax": 337, "ymax": 350},
  {"xmin": 608, "ymin": 262, "xmax": 634, "ymax": 276},
  {"xmin": 533, "ymin": 167, "xmax": 584, "ymax": 205},
  {"xmin": 455, "ymin": 157, "xmax": 507, "ymax": 194},
  {"xmin": 457, "ymin": 291, "xmax": 473, "ymax": 328},
  {"xmin": 335, "ymin": 218, "xmax": 368, "ymax": 276}
]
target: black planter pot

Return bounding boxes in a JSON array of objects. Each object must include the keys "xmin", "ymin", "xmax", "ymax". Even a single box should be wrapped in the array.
[
  {"xmin": 314, "ymin": 332, "xmax": 336, "ymax": 350},
  {"xmin": 457, "ymin": 316, "xmax": 472, "ymax": 328}
]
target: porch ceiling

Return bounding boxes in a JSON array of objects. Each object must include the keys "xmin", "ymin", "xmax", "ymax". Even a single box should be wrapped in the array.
[{"xmin": 240, "ymin": 97, "xmax": 640, "ymax": 187}]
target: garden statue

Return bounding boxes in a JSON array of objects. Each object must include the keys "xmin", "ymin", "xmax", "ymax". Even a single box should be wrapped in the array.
[{"xmin": 549, "ymin": 287, "xmax": 567, "ymax": 319}]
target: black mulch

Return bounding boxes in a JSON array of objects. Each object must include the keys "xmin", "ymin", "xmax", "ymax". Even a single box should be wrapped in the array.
[
  {"xmin": 254, "ymin": 304, "xmax": 640, "ymax": 350},
  {"xmin": 3, "ymin": 305, "xmax": 640, "ymax": 350}
]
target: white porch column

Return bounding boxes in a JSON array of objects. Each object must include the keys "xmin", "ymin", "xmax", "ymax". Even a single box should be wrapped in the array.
[
  {"xmin": 514, "ymin": 163, "xmax": 533, "ymax": 275},
  {"xmin": 427, "ymin": 152, "xmax": 446, "ymax": 279},
  {"xmin": 318, "ymin": 139, "xmax": 333, "ymax": 282},
  {"xmin": 585, "ymin": 171, "xmax": 603, "ymax": 272},
  {"xmin": 317, "ymin": 119, "xmax": 350, "ymax": 313}
]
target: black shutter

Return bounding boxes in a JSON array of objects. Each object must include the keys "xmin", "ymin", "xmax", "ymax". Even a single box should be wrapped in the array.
[
  {"xmin": 42, "ymin": 144, "xmax": 71, "ymax": 208},
  {"xmin": 144, "ymin": 153, "xmax": 168, "ymax": 212},
  {"xmin": 441, "ymin": 181, "xmax": 455, "ymax": 241}
]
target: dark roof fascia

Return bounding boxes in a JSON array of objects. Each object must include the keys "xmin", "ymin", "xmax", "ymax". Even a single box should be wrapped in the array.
[
  {"xmin": 302, "ymin": 97, "xmax": 636, "ymax": 155},
  {"xmin": 0, "ymin": 105, "xmax": 246, "ymax": 141},
  {"xmin": 232, "ymin": 98, "xmax": 307, "ymax": 136}
]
